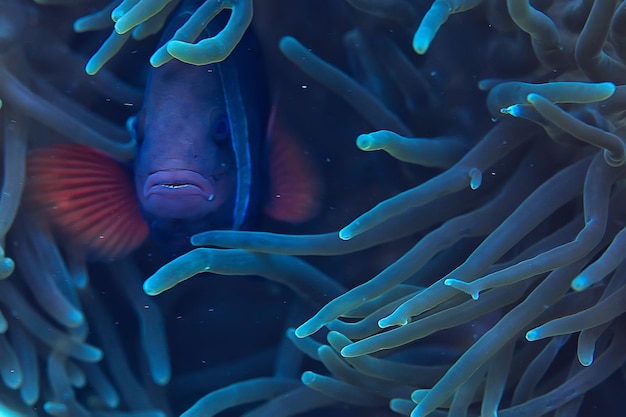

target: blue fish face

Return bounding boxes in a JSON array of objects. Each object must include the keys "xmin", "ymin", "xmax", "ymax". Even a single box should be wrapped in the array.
[
  {"xmin": 133, "ymin": 59, "xmax": 239, "ymax": 239},
  {"xmin": 131, "ymin": 12, "xmax": 270, "ymax": 254}
]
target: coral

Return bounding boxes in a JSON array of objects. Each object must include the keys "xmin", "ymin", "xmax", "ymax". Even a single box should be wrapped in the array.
[{"xmin": 1, "ymin": 0, "xmax": 626, "ymax": 416}]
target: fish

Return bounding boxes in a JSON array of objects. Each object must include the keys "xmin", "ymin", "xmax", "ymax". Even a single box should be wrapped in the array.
[{"xmin": 26, "ymin": 8, "xmax": 321, "ymax": 260}]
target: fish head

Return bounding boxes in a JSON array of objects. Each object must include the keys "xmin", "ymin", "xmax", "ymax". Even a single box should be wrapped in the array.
[{"xmin": 133, "ymin": 60, "xmax": 238, "ymax": 238}]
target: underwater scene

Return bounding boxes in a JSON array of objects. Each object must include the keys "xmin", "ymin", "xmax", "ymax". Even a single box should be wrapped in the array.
[{"xmin": 1, "ymin": 0, "xmax": 626, "ymax": 416}]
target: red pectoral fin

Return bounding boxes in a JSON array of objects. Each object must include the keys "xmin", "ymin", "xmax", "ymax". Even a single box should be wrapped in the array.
[
  {"xmin": 27, "ymin": 143, "xmax": 148, "ymax": 260},
  {"xmin": 264, "ymin": 115, "xmax": 323, "ymax": 223}
]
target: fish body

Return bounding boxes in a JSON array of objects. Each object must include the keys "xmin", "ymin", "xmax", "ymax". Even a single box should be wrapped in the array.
[
  {"xmin": 27, "ymin": 9, "xmax": 320, "ymax": 259},
  {"xmin": 132, "ymin": 10, "xmax": 269, "ymax": 252}
]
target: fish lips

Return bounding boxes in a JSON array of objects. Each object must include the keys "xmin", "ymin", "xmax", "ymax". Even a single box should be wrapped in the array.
[{"xmin": 141, "ymin": 169, "xmax": 218, "ymax": 219}]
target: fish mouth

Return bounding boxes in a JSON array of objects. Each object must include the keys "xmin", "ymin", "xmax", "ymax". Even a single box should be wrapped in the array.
[{"xmin": 142, "ymin": 169, "xmax": 217, "ymax": 219}]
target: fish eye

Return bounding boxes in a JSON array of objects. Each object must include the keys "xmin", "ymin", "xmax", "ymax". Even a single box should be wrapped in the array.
[{"xmin": 211, "ymin": 114, "xmax": 230, "ymax": 144}]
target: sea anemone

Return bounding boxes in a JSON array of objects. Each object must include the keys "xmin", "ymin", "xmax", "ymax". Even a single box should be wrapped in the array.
[
  {"xmin": 1, "ymin": 0, "xmax": 625, "ymax": 416},
  {"xmin": 146, "ymin": 0, "xmax": 626, "ymax": 416}
]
